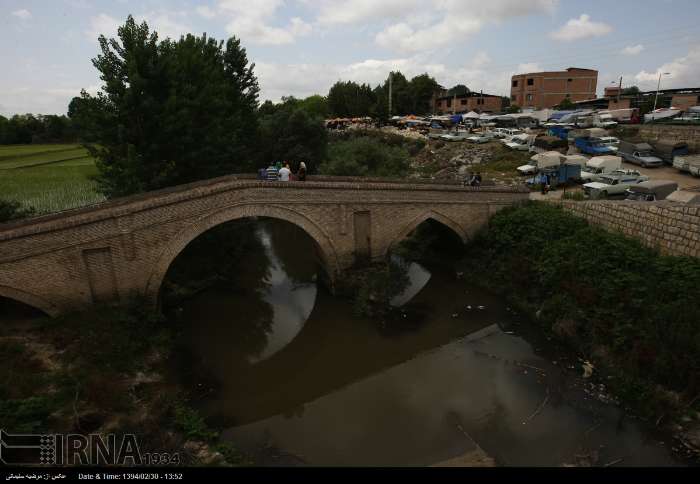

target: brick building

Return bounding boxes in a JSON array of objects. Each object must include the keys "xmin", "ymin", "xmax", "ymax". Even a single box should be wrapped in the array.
[
  {"xmin": 510, "ymin": 67, "xmax": 598, "ymax": 109},
  {"xmin": 434, "ymin": 91, "xmax": 502, "ymax": 114}
]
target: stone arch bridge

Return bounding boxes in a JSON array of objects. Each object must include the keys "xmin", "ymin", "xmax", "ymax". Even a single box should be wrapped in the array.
[{"xmin": 0, "ymin": 176, "xmax": 528, "ymax": 316}]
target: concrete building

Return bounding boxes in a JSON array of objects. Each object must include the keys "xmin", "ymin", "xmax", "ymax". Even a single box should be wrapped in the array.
[
  {"xmin": 510, "ymin": 67, "xmax": 598, "ymax": 109},
  {"xmin": 434, "ymin": 91, "xmax": 502, "ymax": 114}
]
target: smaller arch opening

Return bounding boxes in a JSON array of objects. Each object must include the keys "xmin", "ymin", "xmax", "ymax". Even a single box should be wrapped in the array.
[
  {"xmin": 392, "ymin": 218, "xmax": 466, "ymax": 268},
  {"xmin": 0, "ymin": 296, "xmax": 49, "ymax": 323}
]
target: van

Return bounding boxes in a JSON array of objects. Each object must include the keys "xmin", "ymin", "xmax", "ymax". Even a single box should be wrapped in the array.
[
  {"xmin": 625, "ymin": 180, "xmax": 678, "ymax": 201},
  {"xmin": 618, "ymin": 141, "xmax": 663, "ymax": 168},
  {"xmin": 580, "ymin": 155, "xmax": 622, "ymax": 183},
  {"xmin": 654, "ymin": 141, "xmax": 689, "ymax": 165}
]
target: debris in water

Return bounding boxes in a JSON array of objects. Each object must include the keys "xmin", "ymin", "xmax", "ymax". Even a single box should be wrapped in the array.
[
  {"xmin": 452, "ymin": 313, "xmax": 459, "ymax": 318},
  {"xmin": 466, "ymin": 305, "xmax": 472, "ymax": 310},
  {"xmin": 582, "ymin": 360, "xmax": 595, "ymax": 378},
  {"xmin": 477, "ymin": 305, "xmax": 485, "ymax": 310}
]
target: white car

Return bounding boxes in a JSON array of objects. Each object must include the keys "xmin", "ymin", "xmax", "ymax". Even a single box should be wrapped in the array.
[
  {"xmin": 583, "ymin": 173, "xmax": 649, "ymax": 199},
  {"xmin": 505, "ymin": 134, "xmax": 531, "ymax": 151},
  {"xmin": 467, "ymin": 131, "xmax": 496, "ymax": 143},
  {"xmin": 598, "ymin": 136, "xmax": 620, "ymax": 152}
]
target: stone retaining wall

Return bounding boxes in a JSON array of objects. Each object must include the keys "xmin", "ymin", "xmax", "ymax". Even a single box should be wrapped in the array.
[
  {"xmin": 555, "ymin": 200, "xmax": 700, "ymax": 258},
  {"xmin": 615, "ymin": 124, "xmax": 700, "ymax": 152}
]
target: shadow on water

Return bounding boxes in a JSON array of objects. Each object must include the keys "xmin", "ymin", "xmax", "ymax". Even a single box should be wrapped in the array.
[{"xmin": 167, "ymin": 217, "xmax": 680, "ymax": 466}]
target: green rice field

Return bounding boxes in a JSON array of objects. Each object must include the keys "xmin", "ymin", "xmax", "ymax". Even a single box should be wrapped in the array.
[{"xmin": 0, "ymin": 144, "xmax": 106, "ymax": 214}]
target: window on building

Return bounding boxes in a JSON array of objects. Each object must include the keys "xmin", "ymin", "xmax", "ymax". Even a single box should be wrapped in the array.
[
  {"xmin": 460, "ymin": 99, "xmax": 467, "ymax": 105},
  {"xmin": 567, "ymin": 78, "xmax": 572, "ymax": 82},
  {"xmin": 437, "ymin": 101, "xmax": 442, "ymax": 107},
  {"xmin": 527, "ymin": 78, "xmax": 533, "ymax": 86},
  {"xmin": 526, "ymin": 94, "xmax": 533, "ymax": 102},
  {"xmin": 511, "ymin": 95, "xmax": 516, "ymax": 101},
  {"xmin": 566, "ymin": 93, "xmax": 571, "ymax": 98},
  {"xmin": 512, "ymin": 80, "xmax": 518, "ymax": 87},
  {"xmin": 446, "ymin": 98, "xmax": 452, "ymax": 107},
  {"xmin": 477, "ymin": 98, "xmax": 484, "ymax": 105}
]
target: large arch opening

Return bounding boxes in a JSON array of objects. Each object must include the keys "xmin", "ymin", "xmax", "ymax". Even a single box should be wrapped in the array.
[{"xmin": 159, "ymin": 214, "xmax": 333, "ymax": 393}]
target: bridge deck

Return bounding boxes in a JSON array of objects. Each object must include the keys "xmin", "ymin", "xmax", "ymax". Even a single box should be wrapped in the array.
[{"xmin": 0, "ymin": 174, "xmax": 527, "ymax": 239}]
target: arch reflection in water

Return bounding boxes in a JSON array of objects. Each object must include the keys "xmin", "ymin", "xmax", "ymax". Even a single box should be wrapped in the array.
[{"xmin": 173, "ymin": 218, "xmax": 320, "ymax": 379}]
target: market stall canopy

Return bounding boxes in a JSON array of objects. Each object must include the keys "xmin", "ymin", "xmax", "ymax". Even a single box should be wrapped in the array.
[{"xmin": 462, "ymin": 111, "xmax": 481, "ymax": 119}]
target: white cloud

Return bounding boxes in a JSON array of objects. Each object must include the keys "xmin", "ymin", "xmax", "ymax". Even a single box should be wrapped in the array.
[
  {"xmin": 86, "ymin": 13, "xmax": 121, "ymax": 40},
  {"xmin": 195, "ymin": 5, "xmax": 216, "ymax": 19},
  {"xmin": 11, "ymin": 9, "xmax": 32, "ymax": 20},
  {"xmin": 211, "ymin": 0, "xmax": 312, "ymax": 45},
  {"xmin": 370, "ymin": 0, "xmax": 557, "ymax": 54},
  {"xmin": 633, "ymin": 45, "xmax": 700, "ymax": 91},
  {"xmin": 516, "ymin": 63, "xmax": 542, "ymax": 73},
  {"xmin": 621, "ymin": 44, "xmax": 644, "ymax": 56},
  {"xmin": 550, "ymin": 14, "xmax": 612, "ymax": 41},
  {"xmin": 86, "ymin": 12, "xmax": 192, "ymax": 42},
  {"xmin": 255, "ymin": 52, "xmax": 515, "ymax": 103}
]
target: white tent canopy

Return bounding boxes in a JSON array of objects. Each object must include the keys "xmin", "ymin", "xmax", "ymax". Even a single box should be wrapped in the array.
[{"xmin": 462, "ymin": 111, "xmax": 481, "ymax": 119}]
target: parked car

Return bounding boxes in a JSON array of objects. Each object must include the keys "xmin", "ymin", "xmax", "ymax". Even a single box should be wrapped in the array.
[
  {"xmin": 439, "ymin": 131, "xmax": 471, "ymax": 142},
  {"xmin": 654, "ymin": 141, "xmax": 689, "ymax": 165},
  {"xmin": 574, "ymin": 137, "xmax": 616, "ymax": 156},
  {"xmin": 618, "ymin": 141, "xmax": 663, "ymax": 167},
  {"xmin": 529, "ymin": 135, "xmax": 568, "ymax": 154},
  {"xmin": 505, "ymin": 134, "xmax": 532, "ymax": 151},
  {"xmin": 517, "ymin": 151, "xmax": 565, "ymax": 175},
  {"xmin": 580, "ymin": 155, "xmax": 623, "ymax": 182},
  {"xmin": 597, "ymin": 136, "xmax": 620, "ymax": 152},
  {"xmin": 583, "ymin": 173, "xmax": 649, "ymax": 199},
  {"xmin": 625, "ymin": 181, "xmax": 678, "ymax": 201},
  {"xmin": 672, "ymin": 153, "xmax": 700, "ymax": 173},
  {"xmin": 498, "ymin": 128, "xmax": 525, "ymax": 143},
  {"xmin": 467, "ymin": 131, "xmax": 495, "ymax": 143}
]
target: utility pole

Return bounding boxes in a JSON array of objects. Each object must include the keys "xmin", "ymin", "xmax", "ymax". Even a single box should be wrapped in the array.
[
  {"xmin": 618, "ymin": 76, "xmax": 622, "ymax": 103},
  {"xmin": 653, "ymin": 72, "xmax": 671, "ymax": 112},
  {"xmin": 388, "ymin": 72, "xmax": 393, "ymax": 117}
]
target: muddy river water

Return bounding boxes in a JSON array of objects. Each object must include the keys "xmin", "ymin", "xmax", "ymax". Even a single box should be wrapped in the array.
[{"xmin": 172, "ymin": 219, "xmax": 680, "ymax": 466}]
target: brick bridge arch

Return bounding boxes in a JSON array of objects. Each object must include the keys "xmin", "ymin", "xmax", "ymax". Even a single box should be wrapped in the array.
[
  {"xmin": 383, "ymin": 210, "xmax": 469, "ymax": 258},
  {"xmin": 144, "ymin": 203, "xmax": 340, "ymax": 308},
  {"xmin": 0, "ymin": 176, "xmax": 528, "ymax": 315},
  {"xmin": 0, "ymin": 285, "xmax": 60, "ymax": 317}
]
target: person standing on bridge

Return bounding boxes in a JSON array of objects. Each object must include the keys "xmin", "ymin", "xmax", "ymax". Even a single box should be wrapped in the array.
[
  {"xmin": 278, "ymin": 163, "xmax": 292, "ymax": 182},
  {"xmin": 266, "ymin": 163, "xmax": 279, "ymax": 181},
  {"xmin": 297, "ymin": 161, "xmax": 307, "ymax": 181}
]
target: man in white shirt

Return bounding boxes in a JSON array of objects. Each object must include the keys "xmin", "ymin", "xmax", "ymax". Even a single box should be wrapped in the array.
[{"xmin": 278, "ymin": 163, "xmax": 292, "ymax": 181}]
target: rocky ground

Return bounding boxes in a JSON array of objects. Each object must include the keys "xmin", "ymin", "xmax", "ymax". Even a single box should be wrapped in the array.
[{"xmin": 408, "ymin": 138, "xmax": 532, "ymax": 186}]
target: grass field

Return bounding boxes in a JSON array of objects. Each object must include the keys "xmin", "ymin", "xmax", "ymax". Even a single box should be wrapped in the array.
[{"xmin": 0, "ymin": 144, "xmax": 105, "ymax": 214}]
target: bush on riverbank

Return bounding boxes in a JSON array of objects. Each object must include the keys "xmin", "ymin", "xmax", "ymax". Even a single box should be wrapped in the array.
[{"xmin": 461, "ymin": 202, "xmax": 700, "ymax": 419}]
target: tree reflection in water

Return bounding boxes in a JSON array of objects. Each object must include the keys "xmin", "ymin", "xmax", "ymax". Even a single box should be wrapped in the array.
[{"xmin": 164, "ymin": 217, "xmax": 321, "ymax": 384}]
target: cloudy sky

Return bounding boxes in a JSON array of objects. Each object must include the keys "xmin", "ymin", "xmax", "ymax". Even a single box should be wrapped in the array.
[{"xmin": 2, "ymin": 0, "xmax": 699, "ymax": 116}]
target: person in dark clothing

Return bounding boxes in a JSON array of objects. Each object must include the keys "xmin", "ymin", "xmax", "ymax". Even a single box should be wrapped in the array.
[
  {"xmin": 297, "ymin": 161, "xmax": 307, "ymax": 181},
  {"xmin": 475, "ymin": 172, "xmax": 482, "ymax": 186},
  {"xmin": 257, "ymin": 166, "xmax": 267, "ymax": 180}
]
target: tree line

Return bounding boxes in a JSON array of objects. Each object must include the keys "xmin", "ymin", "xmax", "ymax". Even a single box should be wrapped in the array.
[{"xmin": 0, "ymin": 113, "xmax": 76, "ymax": 144}]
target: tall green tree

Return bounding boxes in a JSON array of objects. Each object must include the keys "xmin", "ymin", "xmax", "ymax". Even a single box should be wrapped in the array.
[
  {"xmin": 81, "ymin": 15, "xmax": 260, "ymax": 197},
  {"xmin": 258, "ymin": 97, "xmax": 327, "ymax": 173},
  {"xmin": 408, "ymin": 74, "xmax": 441, "ymax": 115}
]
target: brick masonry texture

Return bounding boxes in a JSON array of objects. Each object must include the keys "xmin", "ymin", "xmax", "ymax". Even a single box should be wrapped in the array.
[
  {"xmin": 554, "ymin": 199, "xmax": 700, "ymax": 259},
  {"xmin": 0, "ymin": 176, "xmax": 528, "ymax": 315},
  {"xmin": 617, "ymin": 125, "xmax": 700, "ymax": 152}
]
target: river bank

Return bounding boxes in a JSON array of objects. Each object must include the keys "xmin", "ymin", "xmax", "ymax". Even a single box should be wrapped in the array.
[{"xmin": 457, "ymin": 201, "xmax": 700, "ymax": 463}]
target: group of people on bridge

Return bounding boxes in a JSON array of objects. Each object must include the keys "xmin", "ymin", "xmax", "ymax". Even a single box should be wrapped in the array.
[{"xmin": 258, "ymin": 161, "xmax": 307, "ymax": 182}]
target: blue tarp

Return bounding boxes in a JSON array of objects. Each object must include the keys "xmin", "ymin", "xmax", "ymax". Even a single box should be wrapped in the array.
[
  {"xmin": 548, "ymin": 110, "xmax": 575, "ymax": 121},
  {"xmin": 450, "ymin": 115, "xmax": 463, "ymax": 124}
]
